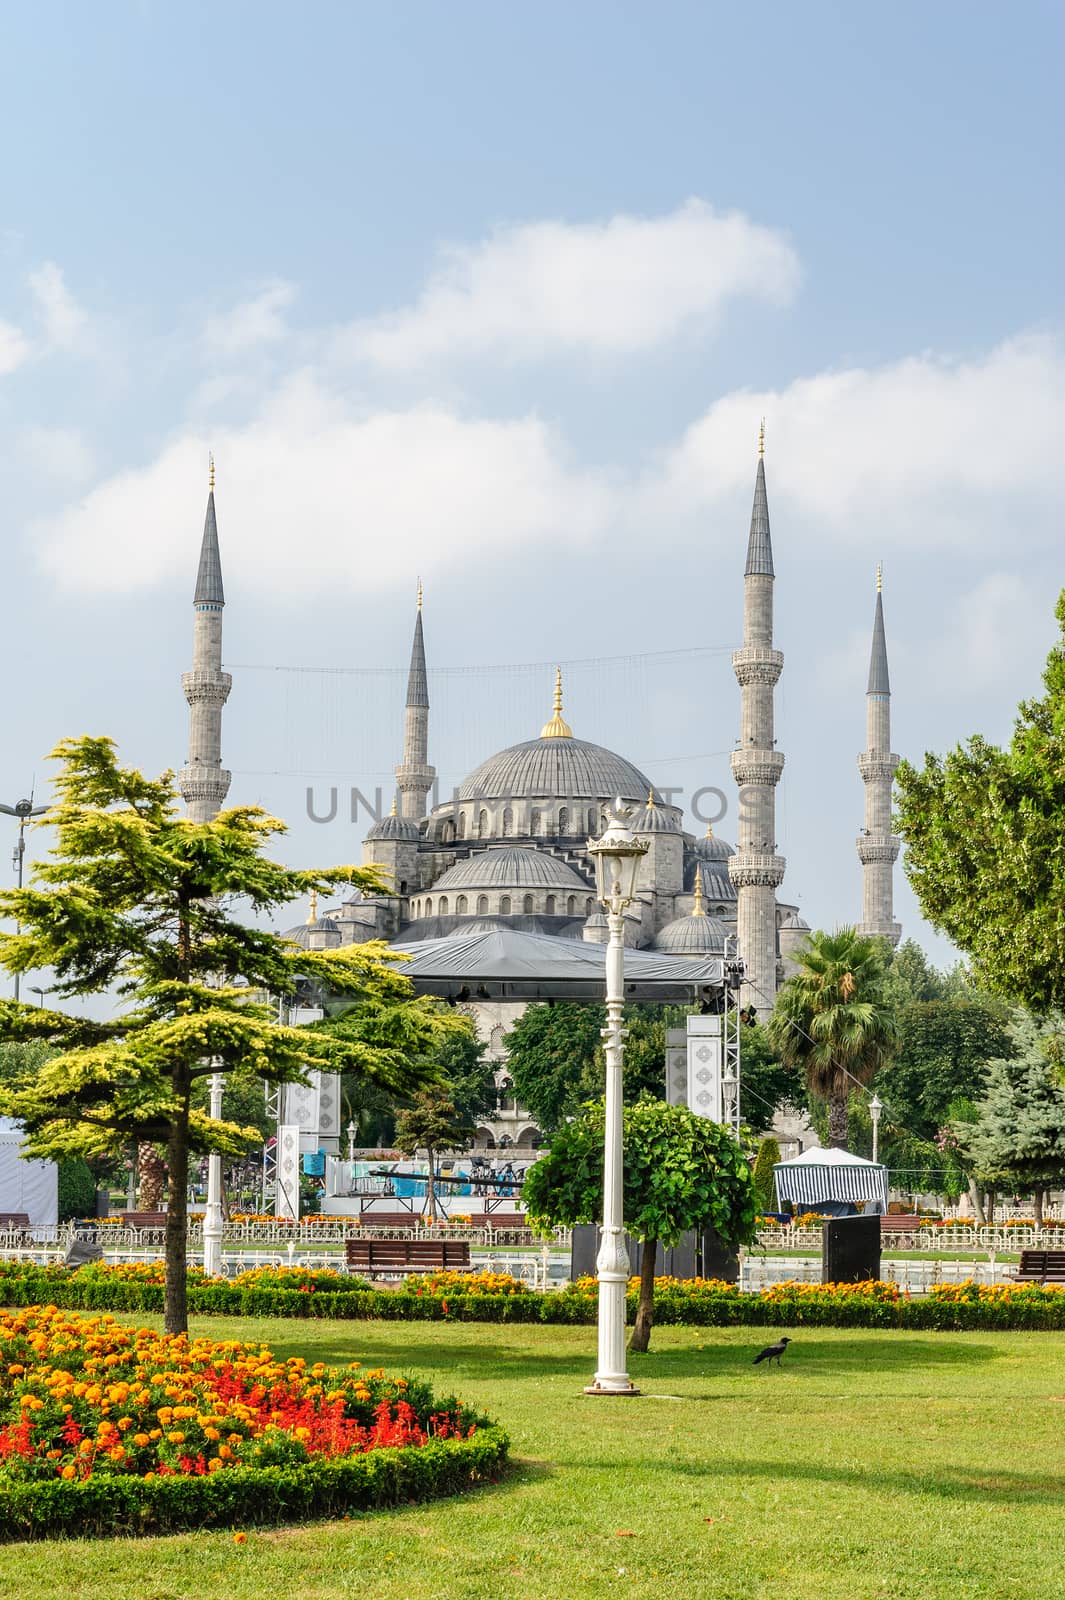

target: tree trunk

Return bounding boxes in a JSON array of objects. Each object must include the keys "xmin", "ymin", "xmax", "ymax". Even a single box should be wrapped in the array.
[
  {"xmin": 425, "ymin": 1145, "xmax": 437, "ymax": 1224},
  {"xmin": 985, "ymin": 1188, "xmax": 996, "ymax": 1226},
  {"xmin": 164, "ymin": 1116, "xmax": 189, "ymax": 1337},
  {"xmin": 967, "ymin": 1177, "xmax": 986, "ymax": 1227},
  {"xmin": 828, "ymin": 1093, "xmax": 849, "ymax": 1150},
  {"xmin": 1033, "ymin": 1187, "xmax": 1044, "ymax": 1228},
  {"xmin": 629, "ymin": 1236, "xmax": 657, "ymax": 1354}
]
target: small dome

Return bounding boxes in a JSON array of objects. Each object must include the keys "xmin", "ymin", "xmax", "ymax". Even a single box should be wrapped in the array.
[
  {"xmin": 693, "ymin": 828, "xmax": 735, "ymax": 863},
  {"xmin": 366, "ymin": 811, "xmax": 419, "ymax": 842},
  {"xmin": 686, "ymin": 859, "xmax": 737, "ymax": 904},
  {"xmin": 780, "ymin": 910, "xmax": 810, "ymax": 931},
  {"xmin": 430, "ymin": 845, "xmax": 590, "ymax": 893},
  {"xmin": 282, "ymin": 915, "xmax": 339, "ymax": 947},
  {"xmin": 654, "ymin": 913, "xmax": 728, "ymax": 955},
  {"xmin": 630, "ymin": 792, "xmax": 683, "ymax": 834}
]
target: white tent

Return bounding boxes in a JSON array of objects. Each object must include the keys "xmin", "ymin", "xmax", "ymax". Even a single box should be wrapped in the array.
[
  {"xmin": 773, "ymin": 1145, "xmax": 888, "ymax": 1212},
  {"xmin": 0, "ymin": 1119, "xmax": 57, "ymax": 1226}
]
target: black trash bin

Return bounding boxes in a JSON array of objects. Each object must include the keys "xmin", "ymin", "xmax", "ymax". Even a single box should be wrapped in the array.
[{"xmin": 822, "ymin": 1215, "xmax": 881, "ymax": 1284}]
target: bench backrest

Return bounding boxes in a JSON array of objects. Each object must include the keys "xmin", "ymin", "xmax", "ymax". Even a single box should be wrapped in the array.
[
  {"xmin": 120, "ymin": 1212, "xmax": 169, "ymax": 1227},
  {"xmin": 345, "ymin": 1238, "xmax": 471, "ymax": 1269},
  {"xmin": 0, "ymin": 1213, "xmax": 30, "ymax": 1228}
]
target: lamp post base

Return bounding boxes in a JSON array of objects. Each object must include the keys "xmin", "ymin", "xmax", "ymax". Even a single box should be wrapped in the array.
[{"xmin": 584, "ymin": 1380, "xmax": 642, "ymax": 1396}]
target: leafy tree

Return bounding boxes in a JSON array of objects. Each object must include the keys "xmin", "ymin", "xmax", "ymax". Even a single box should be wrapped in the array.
[
  {"xmin": 394, "ymin": 1088, "xmax": 471, "ymax": 1222},
  {"xmin": 0, "ymin": 736, "xmax": 461, "ymax": 1333},
  {"xmin": 734, "ymin": 1021, "xmax": 804, "ymax": 1130},
  {"xmin": 56, "ymin": 1157, "xmax": 97, "ymax": 1222},
  {"xmin": 750, "ymin": 1135, "xmax": 780, "ymax": 1214},
  {"xmin": 895, "ymin": 591, "xmax": 1065, "ymax": 1010},
  {"xmin": 874, "ymin": 996, "xmax": 1014, "ymax": 1144},
  {"xmin": 768, "ymin": 927, "xmax": 898, "ymax": 1149},
  {"xmin": 504, "ymin": 1002, "xmax": 666, "ymax": 1132},
  {"xmin": 523, "ymin": 1097, "xmax": 756, "ymax": 1352},
  {"xmin": 427, "ymin": 1021, "xmax": 497, "ymax": 1129},
  {"xmin": 953, "ymin": 1015, "xmax": 1065, "ymax": 1224}
]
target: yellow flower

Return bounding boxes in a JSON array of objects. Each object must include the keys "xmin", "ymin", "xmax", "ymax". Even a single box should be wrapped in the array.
[{"xmin": 166, "ymin": 1431, "xmax": 185, "ymax": 1445}]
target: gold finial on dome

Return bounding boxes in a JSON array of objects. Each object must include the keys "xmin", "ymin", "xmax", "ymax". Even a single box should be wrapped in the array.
[
  {"xmin": 705, "ymin": 821, "xmax": 714, "ymax": 839},
  {"xmin": 209, "ymin": 452, "xmax": 215, "ymax": 493},
  {"xmin": 307, "ymin": 887, "xmax": 318, "ymax": 925},
  {"xmin": 758, "ymin": 418, "xmax": 765, "ymax": 458},
  {"xmin": 646, "ymin": 786, "xmax": 656, "ymax": 808},
  {"xmin": 692, "ymin": 869, "xmax": 706, "ymax": 917},
  {"xmin": 876, "ymin": 562, "xmax": 882, "ymax": 594},
  {"xmin": 390, "ymin": 794, "xmax": 398, "ymax": 817},
  {"xmin": 540, "ymin": 666, "xmax": 573, "ymax": 739}
]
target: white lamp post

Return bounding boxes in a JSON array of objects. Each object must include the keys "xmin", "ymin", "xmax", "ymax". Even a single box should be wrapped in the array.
[
  {"xmin": 869, "ymin": 1093, "xmax": 883, "ymax": 1166},
  {"xmin": 584, "ymin": 803, "xmax": 648, "ymax": 1397},
  {"xmin": 202, "ymin": 1065, "xmax": 224, "ymax": 1278},
  {"xmin": 347, "ymin": 1120, "xmax": 357, "ymax": 1163}
]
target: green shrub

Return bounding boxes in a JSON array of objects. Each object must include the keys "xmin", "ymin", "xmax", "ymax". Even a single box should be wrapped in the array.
[
  {"xmin": 751, "ymin": 1136, "xmax": 781, "ymax": 1214},
  {"xmin": 56, "ymin": 1158, "xmax": 97, "ymax": 1222}
]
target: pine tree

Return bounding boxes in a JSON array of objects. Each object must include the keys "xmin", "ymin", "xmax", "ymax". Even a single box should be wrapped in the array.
[
  {"xmin": 751, "ymin": 1136, "xmax": 781, "ymax": 1215},
  {"xmin": 954, "ymin": 1015, "xmax": 1065, "ymax": 1224}
]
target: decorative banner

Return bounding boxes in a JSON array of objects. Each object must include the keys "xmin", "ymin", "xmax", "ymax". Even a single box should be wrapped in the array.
[
  {"xmin": 282, "ymin": 1072, "xmax": 320, "ymax": 1135},
  {"xmin": 317, "ymin": 1072, "xmax": 341, "ymax": 1141},
  {"xmin": 275, "ymin": 1124, "xmax": 301, "ymax": 1220},
  {"xmin": 665, "ymin": 1028, "xmax": 688, "ymax": 1107},
  {"xmin": 686, "ymin": 1015, "xmax": 723, "ymax": 1122}
]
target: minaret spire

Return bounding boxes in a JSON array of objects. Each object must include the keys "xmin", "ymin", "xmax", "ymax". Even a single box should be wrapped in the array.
[
  {"xmin": 728, "ymin": 426, "xmax": 786, "ymax": 1017},
  {"xmin": 857, "ymin": 567, "xmax": 901, "ymax": 944},
  {"xmin": 394, "ymin": 584, "xmax": 435, "ymax": 821},
  {"xmin": 179, "ymin": 459, "xmax": 232, "ymax": 822}
]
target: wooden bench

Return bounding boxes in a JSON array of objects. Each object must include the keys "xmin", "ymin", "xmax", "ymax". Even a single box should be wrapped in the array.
[
  {"xmin": 879, "ymin": 1214, "xmax": 922, "ymax": 1234},
  {"xmin": 1015, "ymin": 1249, "xmax": 1065, "ymax": 1283},
  {"xmin": 120, "ymin": 1212, "xmax": 169, "ymax": 1230},
  {"xmin": 345, "ymin": 1238, "xmax": 472, "ymax": 1278},
  {"xmin": 0, "ymin": 1213, "xmax": 30, "ymax": 1230}
]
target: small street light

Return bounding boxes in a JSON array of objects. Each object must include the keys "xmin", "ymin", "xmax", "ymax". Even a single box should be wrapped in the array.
[
  {"xmin": 869, "ymin": 1093, "xmax": 883, "ymax": 1165},
  {"xmin": 0, "ymin": 795, "xmax": 49, "ymax": 1003},
  {"xmin": 347, "ymin": 1120, "xmax": 357, "ymax": 1163},
  {"xmin": 28, "ymin": 986, "xmax": 52, "ymax": 1008},
  {"xmin": 584, "ymin": 803, "xmax": 648, "ymax": 1398}
]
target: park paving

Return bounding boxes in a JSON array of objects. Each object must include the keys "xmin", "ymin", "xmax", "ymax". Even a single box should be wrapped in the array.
[{"xmin": 0, "ymin": 1315, "xmax": 1061, "ymax": 1599}]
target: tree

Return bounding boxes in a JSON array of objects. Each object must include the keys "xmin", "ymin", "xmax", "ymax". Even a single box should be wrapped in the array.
[
  {"xmin": 426, "ymin": 1021, "xmax": 497, "ymax": 1130},
  {"xmin": 522, "ymin": 1097, "xmax": 756, "ymax": 1352},
  {"xmin": 733, "ymin": 1022, "xmax": 805, "ymax": 1130},
  {"xmin": 394, "ymin": 1088, "xmax": 471, "ymax": 1222},
  {"xmin": 953, "ymin": 1015, "xmax": 1065, "ymax": 1225},
  {"xmin": 768, "ymin": 927, "xmax": 898, "ymax": 1149},
  {"xmin": 0, "ymin": 736, "xmax": 461, "ymax": 1334},
  {"xmin": 504, "ymin": 1002, "xmax": 666, "ymax": 1133},
  {"xmin": 751, "ymin": 1136, "xmax": 780, "ymax": 1215},
  {"xmin": 895, "ymin": 590, "xmax": 1065, "ymax": 1010},
  {"xmin": 874, "ymin": 996, "xmax": 1014, "ymax": 1144}
]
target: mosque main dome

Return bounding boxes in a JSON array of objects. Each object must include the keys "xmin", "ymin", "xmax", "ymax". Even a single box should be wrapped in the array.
[{"xmin": 457, "ymin": 736, "xmax": 653, "ymax": 805}]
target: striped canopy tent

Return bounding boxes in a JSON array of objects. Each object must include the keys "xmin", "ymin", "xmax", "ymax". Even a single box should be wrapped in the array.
[{"xmin": 773, "ymin": 1146, "xmax": 888, "ymax": 1212}]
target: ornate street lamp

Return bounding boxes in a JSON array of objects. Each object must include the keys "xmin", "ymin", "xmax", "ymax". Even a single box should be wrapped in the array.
[
  {"xmin": 0, "ymin": 795, "xmax": 48, "ymax": 1002},
  {"xmin": 347, "ymin": 1120, "xmax": 357, "ymax": 1163},
  {"xmin": 869, "ymin": 1093, "xmax": 883, "ymax": 1165},
  {"xmin": 584, "ymin": 803, "xmax": 648, "ymax": 1397}
]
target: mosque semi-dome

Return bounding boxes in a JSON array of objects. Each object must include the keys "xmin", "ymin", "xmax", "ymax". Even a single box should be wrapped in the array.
[
  {"xmin": 693, "ymin": 828, "xmax": 735, "ymax": 863},
  {"xmin": 630, "ymin": 793, "xmax": 684, "ymax": 833},
  {"xmin": 430, "ymin": 845, "xmax": 590, "ymax": 893},
  {"xmin": 365, "ymin": 807, "xmax": 420, "ymax": 842},
  {"xmin": 653, "ymin": 911, "xmax": 728, "ymax": 955}
]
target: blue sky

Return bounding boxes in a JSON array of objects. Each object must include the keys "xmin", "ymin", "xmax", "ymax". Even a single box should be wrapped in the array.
[{"xmin": 1, "ymin": 1, "xmax": 1063, "ymax": 962}]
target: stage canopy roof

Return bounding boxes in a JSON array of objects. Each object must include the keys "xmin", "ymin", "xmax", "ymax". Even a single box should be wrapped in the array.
[
  {"xmin": 389, "ymin": 925, "xmax": 724, "ymax": 1002},
  {"xmin": 773, "ymin": 1145, "xmax": 889, "ymax": 1211}
]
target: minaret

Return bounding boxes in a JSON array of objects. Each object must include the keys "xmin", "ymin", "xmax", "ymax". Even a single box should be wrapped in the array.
[
  {"xmin": 728, "ymin": 423, "xmax": 786, "ymax": 1016},
  {"xmin": 857, "ymin": 567, "xmax": 901, "ymax": 945},
  {"xmin": 179, "ymin": 457, "xmax": 232, "ymax": 822},
  {"xmin": 394, "ymin": 581, "xmax": 435, "ymax": 821}
]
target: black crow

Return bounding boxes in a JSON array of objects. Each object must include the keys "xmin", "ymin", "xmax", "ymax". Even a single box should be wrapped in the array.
[{"xmin": 753, "ymin": 1336, "xmax": 791, "ymax": 1367}]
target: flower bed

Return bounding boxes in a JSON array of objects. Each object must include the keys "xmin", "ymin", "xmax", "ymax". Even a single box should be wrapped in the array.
[{"xmin": 0, "ymin": 1306, "xmax": 506, "ymax": 1538}]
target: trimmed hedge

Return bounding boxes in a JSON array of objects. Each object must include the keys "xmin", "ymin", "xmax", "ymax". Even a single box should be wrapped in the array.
[
  {"xmin": 0, "ymin": 1427, "xmax": 510, "ymax": 1540},
  {"xmin": 4, "ymin": 1266, "xmax": 1065, "ymax": 1331}
]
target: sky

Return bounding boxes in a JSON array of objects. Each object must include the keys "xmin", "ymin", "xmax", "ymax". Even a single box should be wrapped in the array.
[{"xmin": 1, "ymin": 1, "xmax": 1063, "ymax": 968}]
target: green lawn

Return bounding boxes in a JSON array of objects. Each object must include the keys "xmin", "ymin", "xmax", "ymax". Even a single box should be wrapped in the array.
[{"xmin": 1, "ymin": 1314, "xmax": 1063, "ymax": 1599}]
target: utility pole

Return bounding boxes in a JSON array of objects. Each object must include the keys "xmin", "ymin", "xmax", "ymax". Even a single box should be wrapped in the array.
[{"xmin": 0, "ymin": 795, "xmax": 48, "ymax": 1002}]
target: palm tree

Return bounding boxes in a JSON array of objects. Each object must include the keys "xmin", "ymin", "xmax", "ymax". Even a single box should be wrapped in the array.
[{"xmin": 768, "ymin": 927, "xmax": 898, "ymax": 1149}]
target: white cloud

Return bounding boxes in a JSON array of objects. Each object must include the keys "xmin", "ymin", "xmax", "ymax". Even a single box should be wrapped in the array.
[
  {"xmin": 203, "ymin": 280, "xmax": 297, "ymax": 356},
  {"xmin": 28, "ymin": 262, "xmax": 88, "ymax": 350},
  {"xmin": 35, "ymin": 374, "xmax": 614, "ymax": 596},
  {"xmin": 649, "ymin": 335, "xmax": 1065, "ymax": 553},
  {"xmin": 0, "ymin": 318, "xmax": 30, "ymax": 375},
  {"xmin": 19, "ymin": 426, "xmax": 95, "ymax": 484},
  {"xmin": 928, "ymin": 572, "xmax": 1048, "ymax": 696},
  {"xmin": 343, "ymin": 199, "xmax": 800, "ymax": 368}
]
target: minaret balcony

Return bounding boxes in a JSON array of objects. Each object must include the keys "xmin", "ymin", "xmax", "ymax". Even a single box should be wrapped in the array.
[
  {"xmin": 731, "ymin": 646, "xmax": 783, "ymax": 687},
  {"xmin": 730, "ymin": 749, "xmax": 786, "ymax": 787},
  {"xmin": 182, "ymin": 670, "xmax": 232, "ymax": 706},
  {"xmin": 856, "ymin": 833, "xmax": 900, "ymax": 865},
  {"xmin": 179, "ymin": 766, "xmax": 232, "ymax": 802},
  {"xmin": 857, "ymin": 753, "xmax": 899, "ymax": 782},
  {"xmin": 728, "ymin": 851, "xmax": 786, "ymax": 889},
  {"xmin": 858, "ymin": 920, "xmax": 902, "ymax": 948}
]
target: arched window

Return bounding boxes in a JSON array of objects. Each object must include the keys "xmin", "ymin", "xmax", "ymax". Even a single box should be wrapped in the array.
[
  {"xmin": 413, "ymin": 900, "xmax": 420, "ymax": 918},
  {"xmin": 500, "ymin": 895, "xmax": 511, "ymax": 915},
  {"xmin": 424, "ymin": 897, "xmax": 432, "ymax": 916},
  {"xmin": 478, "ymin": 809, "xmax": 489, "ymax": 838},
  {"xmin": 457, "ymin": 812, "xmax": 466, "ymax": 840},
  {"xmin": 476, "ymin": 895, "xmax": 489, "ymax": 915},
  {"xmin": 489, "ymin": 1024, "xmax": 506, "ymax": 1053},
  {"xmin": 558, "ymin": 806, "xmax": 569, "ymax": 835},
  {"xmin": 566, "ymin": 895, "xmax": 576, "ymax": 915},
  {"xmin": 441, "ymin": 819, "xmax": 455, "ymax": 844},
  {"xmin": 530, "ymin": 809, "xmax": 541, "ymax": 836},
  {"xmin": 456, "ymin": 894, "xmax": 468, "ymax": 914},
  {"xmin": 502, "ymin": 806, "xmax": 513, "ymax": 836},
  {"xmin": 587, "ymin": 808, "xmax": 597, "ymax": 835},
  {"xmin": 522, "ymin": 893, "xmax": 534, "ymax": 914},
  {"xmin": 438, "ymin": 895, "xmax": 448, "ymax": 915},
  {"xmin": 585, "ymin": 897, "xmax": 594, "ymax": 914},
  {"xmin": 545, "ymin": 894, "xmax": 556, "ymax": 916}
]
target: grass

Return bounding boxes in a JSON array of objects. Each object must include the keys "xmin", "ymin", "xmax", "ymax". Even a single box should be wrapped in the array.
[{"xmin": 1, "ymin": 1315, "xmax": 1063, "ymax": 1599}]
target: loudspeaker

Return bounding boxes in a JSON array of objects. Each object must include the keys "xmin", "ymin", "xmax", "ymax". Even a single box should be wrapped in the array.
[{"xmin": 822, "ymin": 1215, "xmax": 881, "ymax": 1284}]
